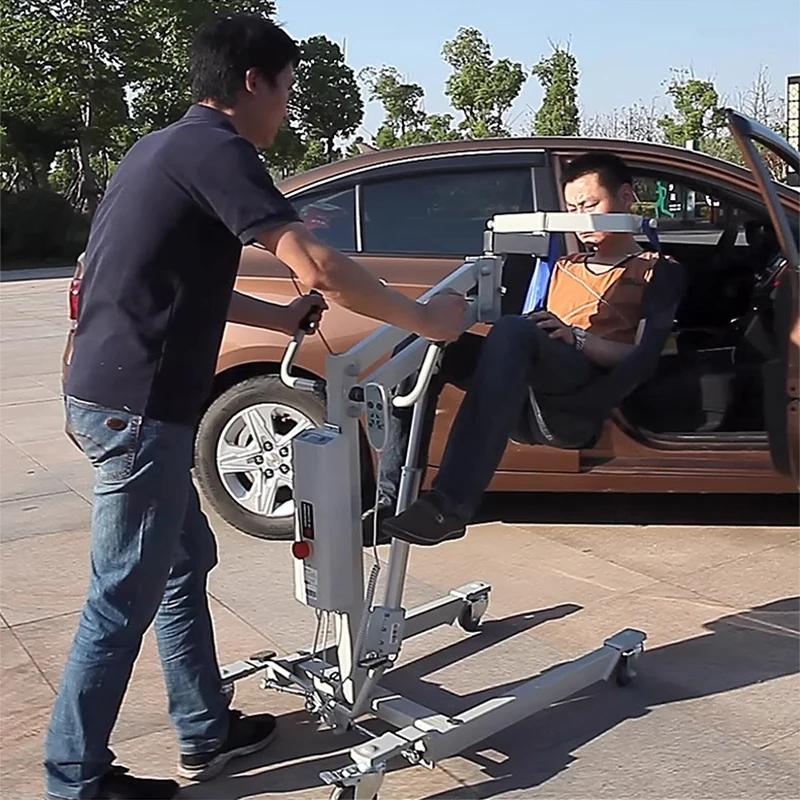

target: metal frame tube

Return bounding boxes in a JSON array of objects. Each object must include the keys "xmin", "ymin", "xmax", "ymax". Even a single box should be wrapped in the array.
[{"xmin": 382, "ymin": 393, "xmax": 430, "ymax": 609}]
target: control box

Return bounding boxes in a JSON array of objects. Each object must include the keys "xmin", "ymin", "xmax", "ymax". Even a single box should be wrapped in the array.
[
  {"xmin": 291, "ymin": 425, "xmax": 363, "ymax": 612},
  {"xmin": 363, "ymin": 382, "xmax": 391, "ymax": 452}
]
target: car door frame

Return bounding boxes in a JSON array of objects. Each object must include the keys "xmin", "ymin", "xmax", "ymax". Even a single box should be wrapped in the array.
[{"xmin": 726, "ymin": 109, "xmax": 800, "ymax": 485}]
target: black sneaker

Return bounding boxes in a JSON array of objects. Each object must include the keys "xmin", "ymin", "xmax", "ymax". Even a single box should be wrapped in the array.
[
  {"xmin": 178, "ymin": 710, "xmax": 276, "ymax": 782},
  {"xmin": 361, "ymin": 503, "xmax": 394, "ymax": 546},
  {"xmin": 382, "ymin": 492, "xmax": 467, "ymax": 546},
  {"xmin": 93, "ymin": 765, "xmax": 179, "ymax": 799}
]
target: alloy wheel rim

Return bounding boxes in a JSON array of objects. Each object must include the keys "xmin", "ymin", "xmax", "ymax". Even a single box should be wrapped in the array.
[{"xmin": 215, "ymin": 402, "xmax": 314, "ymax": 518}]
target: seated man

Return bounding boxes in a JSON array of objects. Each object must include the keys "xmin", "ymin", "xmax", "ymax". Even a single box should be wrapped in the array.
[{"xmin": 373, "ymin": 150, "xmax": 681, "ymax": 546}]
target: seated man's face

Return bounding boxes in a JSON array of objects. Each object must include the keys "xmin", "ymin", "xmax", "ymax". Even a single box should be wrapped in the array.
[{"xmin": 564, "ymin": 170, "xmax": 635, "ymax": 247}]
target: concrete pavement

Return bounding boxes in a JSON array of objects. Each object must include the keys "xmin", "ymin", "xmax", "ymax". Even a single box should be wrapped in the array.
[{"xmin": 1, "ymin": 275, "xmax": 798, "ymax": 799}]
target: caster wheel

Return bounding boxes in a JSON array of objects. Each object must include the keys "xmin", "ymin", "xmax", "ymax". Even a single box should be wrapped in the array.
[
  {"xmin": 615, "ymin": 652, "xmax": 640, "ymax": 687},
  {"xmin": 457, "ymin": 599, "xmax": 487, "ymax": 633},
  {"xmin": 329, "ymin": 788, "xmax": 378, "ymax": 800}
]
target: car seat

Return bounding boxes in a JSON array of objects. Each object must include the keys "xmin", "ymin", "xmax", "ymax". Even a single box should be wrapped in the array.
[{"xmin": 506, "ymin": 219, "xmax": 688, "ymax": 448}]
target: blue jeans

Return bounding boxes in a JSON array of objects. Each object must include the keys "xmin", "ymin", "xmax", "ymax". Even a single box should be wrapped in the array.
[
  {"xmin": 45, "ymin": 397, "xmax": 229, "ymax": 799},
  {"xmin": 379, "ymin": 315, "xmax": 596, "ymax": 519}
]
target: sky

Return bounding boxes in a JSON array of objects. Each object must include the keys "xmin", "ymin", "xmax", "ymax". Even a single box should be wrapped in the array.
[{"xmin": 277, "ymin": 0, "xmax": 800, "ymax": 141}]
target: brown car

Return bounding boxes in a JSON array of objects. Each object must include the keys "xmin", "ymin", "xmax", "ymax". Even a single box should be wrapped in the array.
[{"xmin": 63, "ymin": 109, "xmax": 800, "ymax": 539}]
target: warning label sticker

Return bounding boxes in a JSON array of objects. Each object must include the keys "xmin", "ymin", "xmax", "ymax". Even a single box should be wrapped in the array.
[
  {"xmin": 304, "ymin": 564, "xmax": 318, "ymax": 601},
  {"xmin": 299, "ymin": 500, "xmax": 315, "ymax": 540}
]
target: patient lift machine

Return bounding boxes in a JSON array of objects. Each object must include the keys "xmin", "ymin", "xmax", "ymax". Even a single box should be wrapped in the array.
[{"xmin": 219, "ymin": 212, "xmax": 653, "ymax": 798}]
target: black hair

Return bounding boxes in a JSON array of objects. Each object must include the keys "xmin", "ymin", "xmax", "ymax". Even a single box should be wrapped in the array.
[
  {"xmin": 561, "ymin": 151, "xmax": 633, "ymax": 195},
  {"xmin": 189, "ymin": 14, "xmax": 300, "ymax": 106}
]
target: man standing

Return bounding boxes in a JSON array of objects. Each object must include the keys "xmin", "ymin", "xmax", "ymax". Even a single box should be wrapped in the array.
[
  {"xmin": 375, "ymin": 152, "xmax": 683, "ymax": 546},
  {"xmin": 46, "ymin": 14, "xmax": 466, "ymax": 800}
]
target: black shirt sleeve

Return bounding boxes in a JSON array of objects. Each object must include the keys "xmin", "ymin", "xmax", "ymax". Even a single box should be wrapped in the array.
[{"xmin": 190, "ymin": 135, "xmax": 301, "ymax": 244}]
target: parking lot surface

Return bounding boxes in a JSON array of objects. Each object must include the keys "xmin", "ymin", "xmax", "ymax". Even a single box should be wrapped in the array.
[{"xmin": 1, "ymin": 275, "xmax": 798, "ymax": 799}]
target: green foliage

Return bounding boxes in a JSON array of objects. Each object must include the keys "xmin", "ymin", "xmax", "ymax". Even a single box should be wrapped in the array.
[
  {"xmin": 297, "ymin": 138, "xmax": 329, "ymax": 172},
  {"xmin": 1, "ymin": 188, "xmax": 89, "ymax": 262},
  {"xmin": 0, "ymin": 0, "xmax": 279, "ymax": 207},
  {"xmin": 442, "ymin": 27, "xmax": 526, "ymax": 138},
  {"xmin": 293, "ymin": 35, "xmax": 363, "ymax": 160},
  {"xmin": 0, "ymin": 0, "xmax": 133, "ymax": 199},
  {"xmin": 360, "ymin": 66, "xmax": 427, "ymax": 140},
  {"xmin": 127, "ymin": 1, "xmax": 278, "ymax": 135},
  {"xmin": 531, "ymin": 43, "xmax": 580, "ymax": 136},
  {"xmin": 264, "ymin": 123, "xmax": 306, "ymax": 180},
  {"xmin": 360, "ymin": 66, "xmax": 462, "ymax": 149},
  {"xmin": 657, "ymin": 69, "xmax": 726, "ymax": 146}
]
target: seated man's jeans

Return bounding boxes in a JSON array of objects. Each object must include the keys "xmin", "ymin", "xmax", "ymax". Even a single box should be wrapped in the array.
[
  {"xmin": 45, "ymin": 397, "xmax": 228, "ymax": 800},
  {"xmin": 378, "ymin": 315, "xmax": 595, "ymax": 521}
]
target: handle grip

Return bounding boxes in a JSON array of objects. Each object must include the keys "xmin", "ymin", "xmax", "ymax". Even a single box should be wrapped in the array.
[
  {"xmin": 393, "ymin": 342, "xmax": 442, "ymax": 408},
  {"xmin": 279, "ymin": 291, "xmax": 325, "ymax": 393},
  {"xmin": 298, "ymin": 289, "xmax": 323, "ymax": 333}
]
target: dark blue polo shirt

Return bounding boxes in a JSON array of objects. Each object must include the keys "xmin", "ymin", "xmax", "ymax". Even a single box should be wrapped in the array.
[{"xmin": 65, "ymin": 104, "xmax": 300, "ymax": 425}]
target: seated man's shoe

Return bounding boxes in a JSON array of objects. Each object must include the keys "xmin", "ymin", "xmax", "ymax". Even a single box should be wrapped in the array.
[
  {"xmin": 361, "ymin": 503, "xmax": 394, "ymax": 546},
  {"xmin": 382, "ymin": 492, "xmax": 467, "ymax": 546},
  {"xmin": 178, "ymin": 709, "xmax": 276, "ymax": 782},
  {"xmin": 92, "ymin": 765, "xmax": 180, "ymax": 799}
]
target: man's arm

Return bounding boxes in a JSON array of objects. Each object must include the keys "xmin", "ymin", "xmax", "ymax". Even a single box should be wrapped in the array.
[
  {"xmin": 258, "ymin": 222, "xmax": 466, "ymax": 342},
  {"xmin": 528, "ymin": 310, "xmax": 634, "ymax": 368},
  {"xmin": 580, "ymin": 333, "xmax": 635, "ymax": 368},
  {"xmin": 189, "ymin": 136, "xmax": 466, "ymax": 341},
  {"xmin": 227, "ymin": 290, "xmax": 326, "ymax": 335}
]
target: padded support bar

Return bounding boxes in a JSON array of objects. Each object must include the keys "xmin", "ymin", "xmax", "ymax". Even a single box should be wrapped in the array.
[{"xmin": 489, "ymin": 211, "xmax": 652, "ymax": 234}]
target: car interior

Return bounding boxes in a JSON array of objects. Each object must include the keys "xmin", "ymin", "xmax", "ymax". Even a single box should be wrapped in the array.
[
  {"xmin": 501, "ymin": 170, "xmax": 791, "ymax": 444},
  {"xmin": 613, "ymin": 172, "xmax": 790, "ymax": 440}
]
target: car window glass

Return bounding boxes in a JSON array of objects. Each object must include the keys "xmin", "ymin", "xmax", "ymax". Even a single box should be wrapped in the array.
[
  {"xmin": 292, "ymin": 187, "xmax": 356, "ymax": 251},
  {"xmin": 362, "ymin": 168, "xmax": 534, "ymax": 256},
  {"xmin": 632, "ymin": 175, "xmax": 749, "ymax": 246}
]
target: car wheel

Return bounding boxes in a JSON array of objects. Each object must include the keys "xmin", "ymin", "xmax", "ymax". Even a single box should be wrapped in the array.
[{"xmin": 195, "ymin": 374, "xmax": 375, "ymax": 540}]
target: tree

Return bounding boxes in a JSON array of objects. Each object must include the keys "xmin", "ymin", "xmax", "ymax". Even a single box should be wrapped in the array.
[
  {"xmin": 657, "ymin": 68, "xmax": 726, "ymax": 147},
  {"xmin": 0, "ymin": 0, "xmax": 138, "ymax": 208},
  {"xmin": 531, "ymin": 43, "xmax": 580, "ymax": 136},
  {"xmin": 581, "ymin": 100, "xmax": 664, "ymax": 142},
  {"xmin": 0, "ymin": 0, "xmax": 280, "ymax": 211},
  {"xmin": 263, "ymin": 123, "xmax": 306, "ymax": 179},
  {"xmin": 360, "ymin": 66, "xmax": 427, "ymax": 141},
  {"xmin": 732, "ymin": 65, "xmax": 787, "ymax": 179},
  {"xmin": 441, "ymin": 27, "xmax": 526, "ymax": 138},
  {"xmin": 292, "ymin": 35, "xmax": 363, "ymax": 161},
  {"xmin": 360, "ymin": 66, "xmax": 462, "ymax": 149},
  {"xmin": 655, "ymin": 66, "xmax": 787, "ymax": 179}
]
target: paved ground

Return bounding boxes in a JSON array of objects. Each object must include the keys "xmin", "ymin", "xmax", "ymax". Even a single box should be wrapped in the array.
[{"xmin": 1, "ymin": 276, "xmax": 799, "ymax": 800}]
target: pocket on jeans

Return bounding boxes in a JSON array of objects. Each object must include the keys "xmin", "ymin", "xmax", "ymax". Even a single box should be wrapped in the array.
[{"xmin": 65, "ymin": 398, "xmax": 143, "ymax": 482}]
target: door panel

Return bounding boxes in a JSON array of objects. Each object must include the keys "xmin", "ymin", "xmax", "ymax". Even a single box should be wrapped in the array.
[
  {"xmin": 763, "ymin": 264, "xmax": 800, "ymax": 480},
  {"xmin": 726, "ymin": 108, "xmax": 800, "ymax": 485}
]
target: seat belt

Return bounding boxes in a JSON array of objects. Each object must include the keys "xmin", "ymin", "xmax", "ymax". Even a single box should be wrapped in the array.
[
  {"xmin": 521, "ymin": 233, "xmax": 559, "ymax": 314},
  {"xmin": 641, "ymin": 217, "xmax": 661, "ymax": 252}
]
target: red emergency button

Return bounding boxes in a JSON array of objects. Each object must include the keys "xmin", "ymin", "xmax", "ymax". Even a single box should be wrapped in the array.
[{"xmin": 292, "ymin": 540, "xmax": 312, "ymax": 559}]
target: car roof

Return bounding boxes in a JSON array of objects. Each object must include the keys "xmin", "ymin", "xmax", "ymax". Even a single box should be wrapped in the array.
[{"xmin": 277, "ymin": 136, "xmax": 800, "ymax": 211}]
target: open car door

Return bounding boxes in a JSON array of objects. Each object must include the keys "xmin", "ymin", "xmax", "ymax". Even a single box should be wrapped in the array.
[{"xmin": 726, "ymin": 109, "xmax": 800, "ymax": 486}]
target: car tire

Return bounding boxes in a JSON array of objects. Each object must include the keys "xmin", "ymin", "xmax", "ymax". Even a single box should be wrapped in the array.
[{"xmin": 194, "ymin": 374, "xmax": 375, "ymax": 541}]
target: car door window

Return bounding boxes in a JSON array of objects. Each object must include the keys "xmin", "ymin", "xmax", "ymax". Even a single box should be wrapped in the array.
[
  {"xmin": 361, "ymin": 168, "xmax": 534, "ymax": 256},
  {"xmin": 631, "ymin": 175, "xmax": 748, "ymax": 246},
  {"xmin": 292, "ymin": 187, "xmax": 356, "ymax": 251}
]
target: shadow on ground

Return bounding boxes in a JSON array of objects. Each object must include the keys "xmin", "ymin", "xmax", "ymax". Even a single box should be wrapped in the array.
[
  {"xmin": 180, "ymin": 597, "xmax": 799, "ymax": 799},
  {"xmin": 475, "ymin": 492, "xmax": 800, "ymax": 528}
]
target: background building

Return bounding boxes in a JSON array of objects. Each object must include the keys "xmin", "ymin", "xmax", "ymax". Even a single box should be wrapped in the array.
[{"xmin": 787, "ymin": 75, "xmax": 799, "ymax": 186}]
